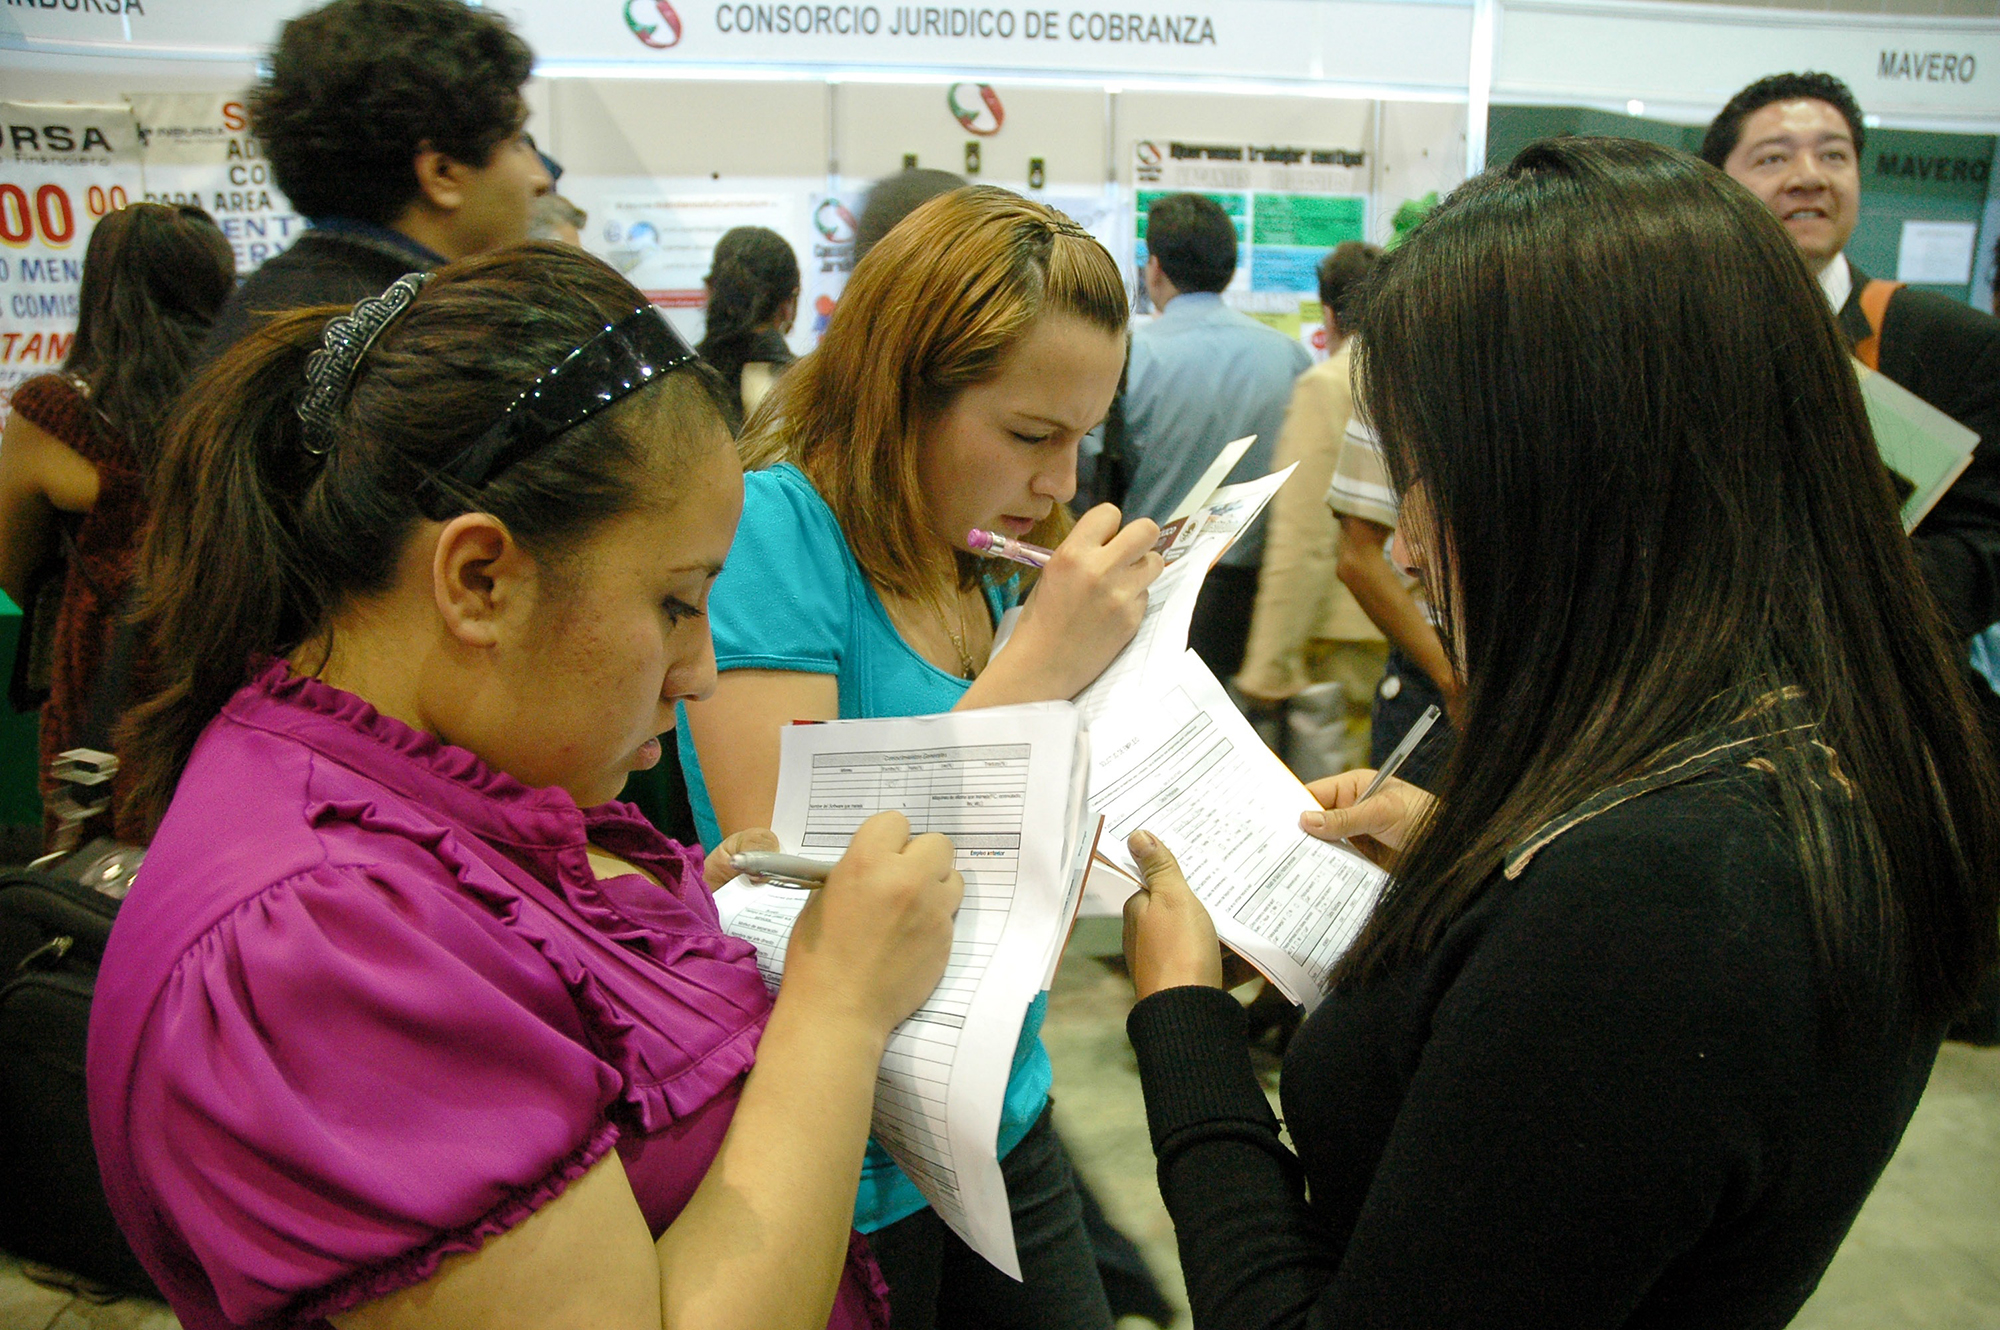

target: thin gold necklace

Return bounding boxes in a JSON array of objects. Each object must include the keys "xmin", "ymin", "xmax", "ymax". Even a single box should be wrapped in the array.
[{"xmin": 935, "ymin": 586, "xmax": 978, "ymax": 680}]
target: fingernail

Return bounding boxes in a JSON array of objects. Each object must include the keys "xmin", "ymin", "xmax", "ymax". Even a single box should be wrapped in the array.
[
  {"xmin": 1129, "ymin": 830, "xmax": 1157, "ymax": 856},
  {"xmin": 1300, "ymin": 811, "xmax": 1325, "ymax": 833}
]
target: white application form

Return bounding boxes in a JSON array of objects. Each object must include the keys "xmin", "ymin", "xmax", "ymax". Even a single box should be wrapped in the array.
[
  {"xmin": 712, "ymin": 703, "xmax": 1089, "ymax": 1280},
  {"xmin": 1088, "ymin": 652, "xmax": 1387, "ymax": 1010},
  {"xmin": 1072, "ymin": 465, "xmax": 1296, "ymax": 723}
]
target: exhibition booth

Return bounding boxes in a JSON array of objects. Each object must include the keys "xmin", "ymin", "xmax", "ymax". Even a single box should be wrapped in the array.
[{"xmin": 1, "ymin": 0, "xmax": 1998, "ymax": 825}]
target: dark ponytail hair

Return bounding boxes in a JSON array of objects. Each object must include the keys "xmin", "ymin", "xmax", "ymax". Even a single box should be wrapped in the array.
[
  {"xmin": 697, "ymin": 226, "xmax": 800, "ymax": 412},
  {"xmin": 63, "ymin": 202, "xmax": 235, "ymax": 471},
  {"xmin": 1342, "ymin": 137, "xmax": 1998, "ymax": 1029},
  {"xmin": 122, "ymin": 242, "xmax": 732, "ymax": 831}
]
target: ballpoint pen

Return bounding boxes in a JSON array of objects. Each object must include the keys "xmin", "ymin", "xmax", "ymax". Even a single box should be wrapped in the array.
[
  {"xmin": 966, "ymin": 528, "xmax": 1053, "ymax": 569},
  {"xmin": 729, "ymin": 850, "xmax": 835, "ymax": 887},
  {"xmin": 1355, "ymin": 704, "xmax": 1442, "ymax": 804},
  {"xmin": 1329, "ymin": 704, "xmax": 1441, "ymax": 853}
]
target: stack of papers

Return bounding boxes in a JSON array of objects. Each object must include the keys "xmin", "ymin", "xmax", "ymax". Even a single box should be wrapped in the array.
[{"xmin": 713, "ymin": 703, "xmax": 1097, "ymax": 1280}]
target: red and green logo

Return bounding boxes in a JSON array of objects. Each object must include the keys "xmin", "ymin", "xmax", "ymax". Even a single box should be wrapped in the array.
[
  {"xmin": 625, "ymin": 0, "xmax": 683, "ymax": 48},
  {"xmin": 815, "ymin": 199, "xmax": 858, "ymax": 243},
  {"xmin": 948, "ymin": 83, "xmax": 1004, "ymax": 136}
]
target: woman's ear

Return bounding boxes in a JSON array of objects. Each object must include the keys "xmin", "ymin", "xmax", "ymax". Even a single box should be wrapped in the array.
[{"xmin": 432, "ymin": 513, "xmax": 532, "ymax": 648}]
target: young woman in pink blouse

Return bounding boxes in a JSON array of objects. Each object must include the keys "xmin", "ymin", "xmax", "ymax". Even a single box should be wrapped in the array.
[{"xmin": 87, "ymin": 244, "xmax": 960, "ymax": 1330}]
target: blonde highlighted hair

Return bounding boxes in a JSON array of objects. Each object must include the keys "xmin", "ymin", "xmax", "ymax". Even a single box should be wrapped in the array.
[{"xmin": 742, "ymin": 185, "xmax": 1127, "ymax": 600}]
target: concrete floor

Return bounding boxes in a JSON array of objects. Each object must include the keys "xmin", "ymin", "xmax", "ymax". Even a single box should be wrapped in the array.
[{"xmin": 5, "ymin": 926, "xmax": 1997, "ymax": 1329}]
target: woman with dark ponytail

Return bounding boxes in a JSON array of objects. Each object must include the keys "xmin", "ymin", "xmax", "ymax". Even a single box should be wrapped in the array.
[
  {"xmin": 697, "ymin": 225, "xmax": 799, "ymax": 426},
  {"xmin": 88, "ymin": 243, "xmax": 962, "ymax": 1330},
  {"xmin": 0, "ymin": 202, "xmax": 234, "ymax": 847}
]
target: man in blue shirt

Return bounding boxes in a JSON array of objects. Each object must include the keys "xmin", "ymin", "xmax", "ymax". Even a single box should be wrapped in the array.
[{"xmin": 1120, "ymin": 193, "xmax": 1311, "ymax": 678}]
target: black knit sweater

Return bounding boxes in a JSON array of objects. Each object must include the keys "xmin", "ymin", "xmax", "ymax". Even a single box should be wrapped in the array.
[{"xmin": 1128, "ymin": 772, "xmax": 1940, "ymax": 1329}]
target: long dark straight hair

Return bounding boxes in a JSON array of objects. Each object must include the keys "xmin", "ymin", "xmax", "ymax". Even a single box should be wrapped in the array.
[
  {"xmin": 121, "ymin": 244, "xmax": 732, "ymax": 831},
  {"xmin": 62, "ymin": 202, "xmax": 235, "ymax": 470},
  {"xmin": 1342, "ymin": 137, "xmax": 1999, "ymax": 1027}
]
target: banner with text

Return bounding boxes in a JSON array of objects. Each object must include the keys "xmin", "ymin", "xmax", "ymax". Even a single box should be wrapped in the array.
[
  {"xmin": 0, "ymin": 102, "xmax": 143, "ymax": 418},
  {"xmin": 1134, "ymin": 138, "xmax": 1367, "ymax": 349},
  {"xmin": 127, "ymin": 92, "xmax": 303, "ymax": 274},
  {"xmin": 7, "ymin": 0, "xmax": 1473, "ymax": 94},
  {"xmin": 1497, "ymin": 0, "xmax": 2000, "ymax": 125},
  {"xmin": 566, "ymin": 178, "xmax": 1122, "ymax": 350}
]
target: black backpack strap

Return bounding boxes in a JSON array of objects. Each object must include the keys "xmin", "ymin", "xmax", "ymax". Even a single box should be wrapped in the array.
[{"xmin": 78, "ymin": 604, "xmax": 138, "ymax": 757}]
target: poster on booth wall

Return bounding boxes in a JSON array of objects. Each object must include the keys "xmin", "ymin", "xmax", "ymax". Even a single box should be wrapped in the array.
[
  {"xmin": 597, "ymin": 193, "xmax": 800, "ymax": 346},
  {"xmin": 1133, "ymin": 139, "xmax": 1368, "ymax": 355},
  {"xmin": 801, "ymin": 192, "xmax": 861, "ymax": 346},
  {"xmin": 0, "ymin": 102, "xmax": 144, "ymax": 422},
  {"xmin": 800, "ymin": 189, "xmax": 1121, "ymax": 349},
  {"xmin": 126, "ymin": 92, "xmax": 303, "ymax": 276}
]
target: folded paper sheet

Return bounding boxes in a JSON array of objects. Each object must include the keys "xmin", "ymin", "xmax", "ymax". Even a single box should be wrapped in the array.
[
  {"xmin": 1857, "ymin": 361, "xmax": 1979, "ymax": 533},
  {"xmin": 712, "ymin": 703, "xmax": 1094, "ymax": 1279},
  {"xmin": 1088, "ymin": 652, "xmax": 1388, "ymax": 1010},
  {"xmin": 1073, "ymin": 464, "xmax": 1297, "ymax": 723}
]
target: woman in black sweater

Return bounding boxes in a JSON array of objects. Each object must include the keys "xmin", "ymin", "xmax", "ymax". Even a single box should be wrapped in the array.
[{"xmin": 1120, "ymin": 137, "xmax": 2000, "ymax": 1330}]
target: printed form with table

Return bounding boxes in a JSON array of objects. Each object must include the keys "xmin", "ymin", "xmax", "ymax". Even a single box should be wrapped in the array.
[{"xmin": 711, "ymin": 437, "xmax": 1391, "ymax": 1278}]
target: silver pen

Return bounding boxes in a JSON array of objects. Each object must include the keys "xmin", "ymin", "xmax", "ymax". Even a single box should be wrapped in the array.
[
  {"xmin": 1332, "ymin": 704, "xmax": 1442, "ymax": 852},
  {"xmin": 1356, "ymin": 704, "xmax": 1442, "ymax": 803},
  {"xmin": 729, "ymin": 850, "xmax": 835, "ymax": 888}
]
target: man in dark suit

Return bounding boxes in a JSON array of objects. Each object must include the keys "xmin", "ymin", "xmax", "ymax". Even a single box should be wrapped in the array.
[
  {"xmin": 1704, "ymin": 73, "xmax": 2000, "ymax": 648},
  {"xmin": 1704, "ymin": 73, "xmax": 2000, "ymax": 1042}
]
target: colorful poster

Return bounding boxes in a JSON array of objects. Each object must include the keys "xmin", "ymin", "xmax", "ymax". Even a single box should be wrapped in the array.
[
  {"xmin": 800, "ymin": 189, "xmax": 1120, "ymax": 346},
  {"xmin": 598, "ymin": 192, "xmax": 796, "ymax": 344},
  {"xmin": 801, "ymin": 191, "xmax": 862, "ymax": 344},
  {"xmin": 1132, "ymin": 139, "xmax": 1368, "ymax": 316},
  {"xmin": 0, "ymin": 102, "xmax": 143, "ymax": 419},
  {"xmin": 127, "ymin": 91, "xmax": 303, "ymax": 274}
]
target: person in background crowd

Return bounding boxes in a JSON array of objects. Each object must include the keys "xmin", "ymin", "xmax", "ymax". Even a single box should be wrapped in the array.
[
  {"xmin": 699, "ymin": 226, "xmax": 800, "ymax": 428},
  {"xmin": 684, "ymin": 187, "xmax": 1159, "ymax": 1330},
  {"xmin": 842, "ymin": 165, "xmax": 1179, "ymax": 1329},
  {"xmin": 1328, "ymin": 413, "xmax": 1457, "ymax": 790},
  {"xmin": 0, "ymin": 203, "xmax": 235, "ymax": 850},
  {"xmin": 204, "ymin": 0, "xmax": 550, "ymax": 359},
  {"xmin": 853, "ymin": 168, "xmax": 966, "ymax": 266},
  {"xmin": 528, "ymin": 193, "xmax": 588, "ymax": 247},
  {"xmin": 1121, "ymin": 135, "xmax": 2000, "ymax": 1330},
  {"xmin": 89, "ymin": 244, "xmax": 961, "ymax": 1330},
  {"xmin": 1111, "ymin": 193, "xmax": 1311, "ymax": 682},
  {"xmin": 1704, "ymin": 70, "xmax": 2000, "ymax": 1045},
  {"xmin": 1237, "ymin": 241, "xmax": 1387, "ymax": 772}
]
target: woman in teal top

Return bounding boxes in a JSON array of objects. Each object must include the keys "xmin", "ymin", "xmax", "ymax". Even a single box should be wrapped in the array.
[{"xmin": 682, "ymin": 187, "xmax": 1162, "ymax": 1329}]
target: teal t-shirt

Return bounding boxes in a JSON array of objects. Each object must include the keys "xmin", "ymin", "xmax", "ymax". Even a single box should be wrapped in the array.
[{"xmin": 678, "ymin": 462, "xmax": 1050, "ymax": 1234}]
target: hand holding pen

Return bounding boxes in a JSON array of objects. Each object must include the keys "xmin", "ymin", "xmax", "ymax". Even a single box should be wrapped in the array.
[
  {"xmin": 967, "ymin": 528, "xmax": 1052, "ymax": 569},
  {"xmin": 1296, "ymin": 705, "xmax": 1442, "ymax": 861},
  {"xmin": 957, "ymin": 505, "xmax": 1164, "ymax": 705}
]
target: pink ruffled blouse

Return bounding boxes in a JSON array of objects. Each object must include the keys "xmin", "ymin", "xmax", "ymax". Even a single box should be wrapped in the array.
[{"xmin": 86, "ymin": 662, "xmax": 889, "ymax": 1330}]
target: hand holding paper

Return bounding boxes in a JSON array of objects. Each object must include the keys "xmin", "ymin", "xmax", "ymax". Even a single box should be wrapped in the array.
[
  {"xmin": 969, "ymin": 504, "xmax": 1163, "ymax": 707},
  {"xmin": 1120, "ymin": 830, "xmax": 1227, "ymax": 1000},
  {"xmin": 783, "ymin": 810, "xmax": 965, "ymax": 1036},
  {"xmin": 712, "ymin": 703, "xmax": 1096, "ymax": 1280}
]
